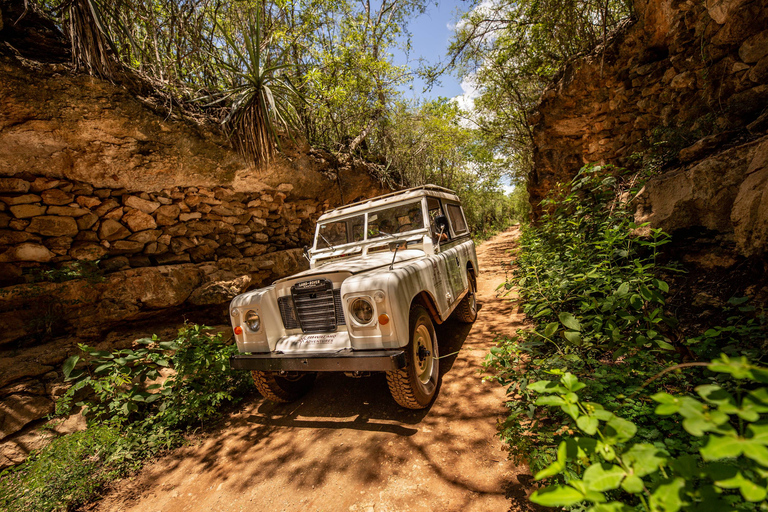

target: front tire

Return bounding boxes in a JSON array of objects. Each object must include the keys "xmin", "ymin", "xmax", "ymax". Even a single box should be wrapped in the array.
[
  {"xmin": 251, "ymin": 371, "xmax": 316, "ymax": 403},
  {"xmin": 386, "ymin": 305, "xmax": 440, "ymax": 409}
]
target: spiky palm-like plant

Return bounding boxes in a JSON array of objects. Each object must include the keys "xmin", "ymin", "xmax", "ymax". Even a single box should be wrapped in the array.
[{"xmin": 216, "ymin": 9, "xmax": 304, "ymax": 167}]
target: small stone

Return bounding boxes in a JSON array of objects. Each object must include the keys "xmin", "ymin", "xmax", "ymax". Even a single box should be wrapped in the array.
[
  {"xmin": 26, "ymin": 216, "xmax": 79, "ymax": 236},
  {"xmin": 104, "ymin": 207, "xmax": 125, "ymax": 220},
  {"xmin": 98, "ymin": 219, "xmax": 131, "ymax": 241},
  {"xmin": 44, "ymin": 236, "xmax": 73, "ymax": 255},
  {"xmin": 739, "ymin": 30, "xmax": 768, "ymax": 64},
  {"xmin": 0, "ymin": 230, "xmax": 39, "ymax": 245},
  {"xmin": 124, "ymin": 196, "xmax": 161, "ymax": 214},
  {"xmin": 0, "ymin": 178, "xmax": 30, "ymax": 194},
  {"xmin": 179, "ymin": 212, "xmax": 202, "ymax": 222},
  {"xmin": 94, "ymin": 199, "xmax": 120, "ymax": 217},
  {"xmin": 0, "ymin": 194, "xmax": 41, "ymax": 205},
  {"xmin": 158, "ymin": 234, "xmax": 172, "ymax": 245},
  {"xmin": 154, "ymin": 196, "xmax": 173, "ymax": 205},
  {"xmin": 154, "ymin": 204, "xmax": 181, "ymax": 226},
  {"xmin": 29, "ymin": 178, "xmax": 60, "ymax": 193},
  {"xmin": 184, "ymin": 194, "xmax": 201, "ymax": 207},
  {"xmin": 76, "ymin": 196, "xmax": 101, "ymax": 209},
  {"xmin": 170, "ymin": 237, "xmax": 195, "ymax": 253},
  {"xmin": 123, "ymin": 209, "xmax": 157, "ymax": 232},
  {"xmin": 76, "ymin": 213, "xmax": 99, "ymax": 230},
  {"xmin": 93, "ymin": 189, "xmax": 111, "ymax": 199},
  {"xmin": 46, "ymin": 206, "xmax": 89, "ymax": 217},
  {"xmin": 10, "ymin": 204, "xmax": 47, "ymax": 218},
  {"xmin": 8, "ymin": 219, "xmax": 29, "ymax": 230},
  {"xmin": 0, "ymin": 243, "xmax": 56, "ymax": 263},
  {"xmin": 41, "ymin": 189, "xmax": 74, "ymax": 206},
  {"xmin": 75, "ymin": 230, "xmax": 99, "ymax": 242},
  {"xmin": 277, "ymin": 183, "xmax": 294, "ymax": 193},
  {"xmin": 128, "ymin": 230, "xmax": 161, "ymax": 243},
  {"xmin": 246, "ymin": 199, "xmax": 262, "ymax": 208},
  {"xmin": 69, "ymin": 243, "xmax": 108, "ymax": 261},
  {"xmin": 253, "ymin": 233, "xmax": 269, "ymax": 242},
  {"xmin": 111, "ymin": 240, "xmax": 145, "ymax": 254}
]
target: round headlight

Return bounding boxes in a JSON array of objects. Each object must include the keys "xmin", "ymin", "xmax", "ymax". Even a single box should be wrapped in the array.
[
  {"xmin": 244, "ymin": 310, "xmax": 261, "ymax": 332},
  {"xmin": 350, "ymin": 298, "xmax": 374, "ymax": 325}
]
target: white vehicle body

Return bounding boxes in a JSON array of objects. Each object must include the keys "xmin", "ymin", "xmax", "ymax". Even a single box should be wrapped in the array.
[{"xmin": 229, "ymin": 185, "xmax": 479, "ymax": 408}]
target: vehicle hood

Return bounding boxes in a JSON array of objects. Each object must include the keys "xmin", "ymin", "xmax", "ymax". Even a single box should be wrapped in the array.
[{"xmin": 274, "ymin": 250, "xmax": 422, "ymax": 283}]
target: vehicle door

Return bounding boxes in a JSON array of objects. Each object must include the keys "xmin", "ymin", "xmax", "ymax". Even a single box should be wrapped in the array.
[
  {"xmin": 441, "ymin": 201, "xmax": 471, "ymax": 302},
  {"xmin": 426, "ymin": 197, "xmax": 464, "ymax": 310}
]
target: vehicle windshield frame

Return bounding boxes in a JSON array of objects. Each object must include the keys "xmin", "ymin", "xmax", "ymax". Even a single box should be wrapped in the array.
[{"xmin": 312, "ymin": 198, "xmax": 429, "ymax": 254}]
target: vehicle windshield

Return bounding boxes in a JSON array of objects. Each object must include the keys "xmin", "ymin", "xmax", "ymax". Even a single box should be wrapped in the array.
[
  {"xmin": 316, "ymin": 214, "xmax": 364, "ymax": 249},
  {"xmin": 367, "ymin": 201, "xmax": 424, "ymax": 239},
  {"xmin": 314, "ymin": 200, "xmax": 426, "ymax": 251}
]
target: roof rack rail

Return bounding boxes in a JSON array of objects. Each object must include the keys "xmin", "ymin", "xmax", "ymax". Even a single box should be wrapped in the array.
[{"xmin": 331, "ymin": 185, "xmax": 457, "ymax": 213}]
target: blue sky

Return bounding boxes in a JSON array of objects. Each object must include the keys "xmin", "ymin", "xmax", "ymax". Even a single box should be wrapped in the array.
[{"xmin": 392, "ymin": 0, "xmax": 471, "ymax": 101}]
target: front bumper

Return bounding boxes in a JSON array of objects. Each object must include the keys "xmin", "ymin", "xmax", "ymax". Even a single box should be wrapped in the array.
[{"xmin": 230, "ymin": 349, "xmax": 407, "ymax": 372}]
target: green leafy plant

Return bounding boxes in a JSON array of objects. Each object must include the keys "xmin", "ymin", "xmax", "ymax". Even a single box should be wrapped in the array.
[{"xmin": 528, "ymin": 357, "xmax": 768, "ymax": 511}]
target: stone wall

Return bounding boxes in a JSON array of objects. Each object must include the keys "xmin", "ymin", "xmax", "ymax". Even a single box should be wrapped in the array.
[{"xmin": 530, "ymin": 0, "xmax": 768, "ymax": 256}]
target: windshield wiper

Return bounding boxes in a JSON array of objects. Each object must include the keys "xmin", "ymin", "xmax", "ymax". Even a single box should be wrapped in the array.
[{"xmin": 318, "ymin": 232, "xmax": 335, "ymax": 251}]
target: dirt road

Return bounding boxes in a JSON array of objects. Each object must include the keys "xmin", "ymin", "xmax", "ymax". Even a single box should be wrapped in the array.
[{"xmin": 96, "ymin": 227, "xmax": 535, "ymax": 512}]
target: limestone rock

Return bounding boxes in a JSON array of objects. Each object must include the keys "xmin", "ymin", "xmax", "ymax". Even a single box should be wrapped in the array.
[
  {"xmin": 179, "ymin": 212, "xmax": 201, "ymax": 222},
  {"xmin": 0, "ymin": 178, "xmax": 30, "ymax": 194},
  {"xmin": 187, "ymin": 274, "xmax": 252, "ymax": 305},
  {"xmin": 1, "ymin": 194, "xmax": 41, "ymax": 205},
  {"xmin": 46, "ymin": 206, "xmax": 89, "ymax": 217},
  {"xmin": 0, "ymin": 230, "xmax": 39, "ymax": 245},
  {"xmin": 123, "ymin": 209, "xmax": 157, "ymax": 232},
  {"xmin": 98, "ymin": 219, "xmax": 131, "ymax": 241},
  {"xmin": 0, "ymin": 395, "xmax": 54, "ymax": 439},
  {"xmin": 111, "ymin": 240, "xmax": 145, "ymax": 254},
  {"xmin": 76, "ymin": 196, "xmax": 101, "ymax": 209},
  {"xmin": 124, "ymin": 195, "xmax": 161, "ymax": 214},
  {"xmin": 69, "ymin": 242, "xmax": 108, "ymax": 261},
  {"xmin": 128, "ymin": 229, "xmax": 161, "ymax": 243},
  {"xmin": 26, "ymin": 216, "xmax": 78, "ymax": 237},
  {"xmin": 76, "ymin": 212, "xmax": 99, "ymax": 230},
  {"xmin": 154, "ymin": 204, "xmax": 180, "ymax": 226},
  {"xmin": 0, "ymin": 243, "xmax": 55, "ymax": 262},
  {"xmin": 739, "ymin": 30, "xmax": 768, "ymax": 63},
  {"xmin": 9, "ymin": 204, "xmax": 46, "ymax": 218},
  {"xmin": 40, "ymin": 189, "xmax": 74, "ymax": 206}
]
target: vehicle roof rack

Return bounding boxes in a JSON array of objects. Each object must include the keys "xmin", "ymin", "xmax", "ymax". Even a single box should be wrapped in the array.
[{"xmin": 329, "ymin": 185, "xmax": 458, "ymax": 214}]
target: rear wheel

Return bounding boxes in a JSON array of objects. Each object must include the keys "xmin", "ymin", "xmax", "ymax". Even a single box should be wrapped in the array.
[
  {"xmin": 454, "ymin": 271, "xmax": 478, "ymax": 323},
  {"xmin": 251, "ymin": 371, "xmax": 316, "ymax": 403},
  {"xmin": 386, "ymin": 305, "xmax": 440, "ymax": 409}
]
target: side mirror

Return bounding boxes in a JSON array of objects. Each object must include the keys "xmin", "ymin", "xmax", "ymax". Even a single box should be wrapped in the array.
[{"xmin": 302, "ymin": 245, "xmax": 310, "ymax": 261}]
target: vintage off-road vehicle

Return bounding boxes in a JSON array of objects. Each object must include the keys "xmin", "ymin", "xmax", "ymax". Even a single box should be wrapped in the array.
[{"xmin": 229, "ymin": 185, "xmax": 478, "ymax": 409}]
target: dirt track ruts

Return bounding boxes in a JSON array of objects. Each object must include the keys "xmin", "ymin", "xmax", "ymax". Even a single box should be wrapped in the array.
[{"xmin": 94, "ymin": 227, "xmax": 537, "ymax": 512}]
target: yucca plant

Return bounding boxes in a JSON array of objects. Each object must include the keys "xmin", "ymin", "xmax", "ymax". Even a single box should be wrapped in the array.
[{"xmin": 210, "ymin": 8, "xmax": 304, "ymax": 167}]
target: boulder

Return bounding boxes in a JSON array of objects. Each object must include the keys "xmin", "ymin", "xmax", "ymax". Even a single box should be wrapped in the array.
[
  {"xmin": 0, "ymin": 395, "xmax": 54, "ymax": 439},
  {"xmin": 26, "ymin": 216, "xmax": 79, "ymax": 236},
  {"xmin": 0, "ymin": 243, "xmax": 55, "ymax": 262}
]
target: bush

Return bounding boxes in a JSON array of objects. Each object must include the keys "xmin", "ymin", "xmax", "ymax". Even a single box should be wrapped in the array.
[{"xmin": 1, "ymin": 324, "xmax": 250, "ymax": 512}]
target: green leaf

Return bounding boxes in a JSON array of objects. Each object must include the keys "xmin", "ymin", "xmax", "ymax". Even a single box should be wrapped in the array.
[
  {"xmin": 713, "ymin": 469, "xmax": 767, "ymax": 502},
  {"xmin": 530, "ymin": 485, "xmax": 585, "ymax": 507},
  {"xmin": 561, "ymin": 403, "xmax": 580, "ymax": 421},
  {"xmin": 652, "ymin": 392, "xmax": 681, "ymax": 415},
  {"xmin": 649, "ymin": 478, "xmax": 686, "ymax": 512},
  {"xmin": 544, "ymin": 322, "xmax": 559, "ymax": 338},
  {"xmin": 605, "ymin": 416, "xmax": 637, "ymax": 443},
  {"xmin": 743, "ymin": 443, "xmax": 768, "ymax": 467},
  {"xmin": 590, "ymin": 503, "xmax": 634, "ymax": 512},
  {"xmin": 615, "ymin": 282, "xmax": 630, "ymax": 297},
  {"xmin": 536, "ymin": 395, "xmax": 566, "ymax": 406},
  {"xmin": 629, "ymin": 294, "xmax": 643, "ymax": 309},
  {"xmin": 563, "ymin": 330, "xmax": 582, "ymax": 345},
  {"xmin": 700, "ymin": 434, "xmax": 744, "ymax": 461},
  {"xmin": 558, "ymin": 312, "xmax": 582, "ymax": 331},
  {"xmin": 623, "ymin": 443, "xmax": 668, "ymax": 477},
  {"xmin": 577, "ymin": 415, "xmax": 599, "ymax": 435},
  {"xmin": 621, "ymin": 474, "xmax": 644, "ymax": 494},
  {"xmin": 528, "ymin": 380, "xmax": 566, "ymax": 394},
  {"xmin": 535, "ymin": 441, "xmax": 568, "ymax": 480},
  {"xmin": 582, "ymin": 463, "xmax": 626, "ymax": 492},
  {"xmin": 62, "ymin": 355, "xmax": 80, "ymax": 380},
  {"xmin": 561, "ymin": 372, "xmax": 586, "ymax": 392}
]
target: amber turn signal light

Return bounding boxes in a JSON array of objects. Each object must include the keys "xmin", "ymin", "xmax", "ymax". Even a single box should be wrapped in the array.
[
  {"xmin": 234, "ymin": 326, "xmax": 243, "ymax": 335},
  {"xmin": 378, "ymin": 314, "xmax": 390, "ymax": 325}
]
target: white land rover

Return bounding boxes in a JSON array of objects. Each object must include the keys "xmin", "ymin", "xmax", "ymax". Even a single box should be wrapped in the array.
[{"xmin": 229, "ymin": 185, "xmax": 478, "ymax": 409}]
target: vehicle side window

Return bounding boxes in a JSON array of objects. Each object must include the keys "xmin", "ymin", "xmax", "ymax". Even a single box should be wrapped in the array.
[
  {"xmin": 446, "ymin": 203, "xmax": 468, "ymax": 235},
  {"xmin": 427, "ymin": 197, "xmax": 450, "ymax": 242}
]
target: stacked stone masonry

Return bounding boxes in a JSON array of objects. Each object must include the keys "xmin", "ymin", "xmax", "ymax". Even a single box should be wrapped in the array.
[{"xmin": 0, "ymin": 174, "xmax": 322, "ymax": 282}]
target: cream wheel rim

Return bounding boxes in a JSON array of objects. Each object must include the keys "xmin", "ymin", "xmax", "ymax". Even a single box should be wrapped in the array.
[{"xmin": 413, "ymin": 324, "xmax": 434, "ymax": 385}]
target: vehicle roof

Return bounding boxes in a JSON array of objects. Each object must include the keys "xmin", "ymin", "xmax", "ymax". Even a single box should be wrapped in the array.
[{"xmin": 317, "ymin": 185, "xmax": 461, "ymax": 222}]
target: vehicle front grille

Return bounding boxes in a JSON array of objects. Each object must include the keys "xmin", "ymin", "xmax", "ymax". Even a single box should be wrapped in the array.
[{"xmin": 278, "ymin": 279, "xmax": 345, "ymax": 333}]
